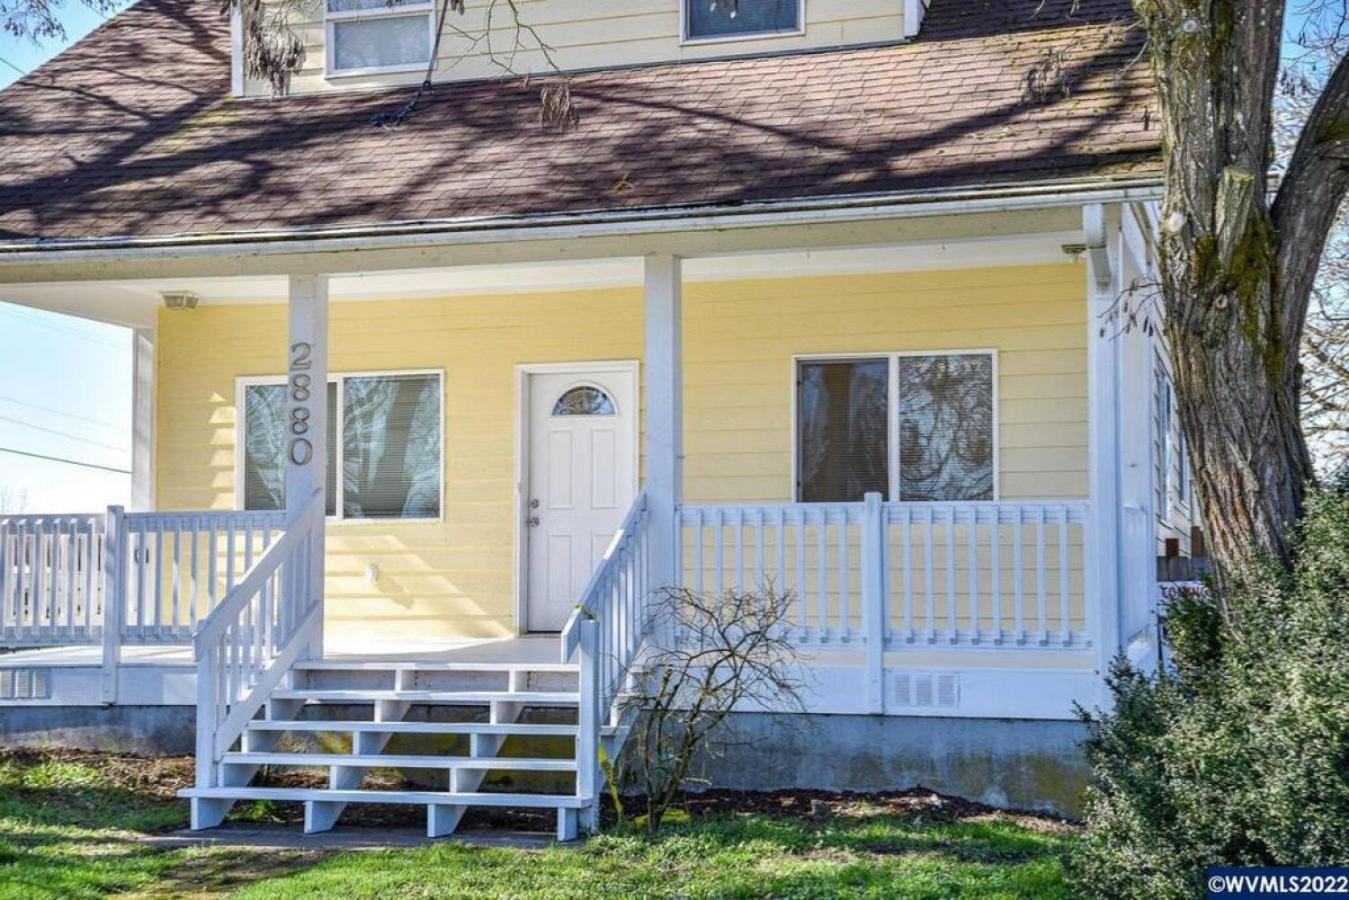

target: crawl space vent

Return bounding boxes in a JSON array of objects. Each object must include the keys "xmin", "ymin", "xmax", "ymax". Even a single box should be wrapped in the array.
[{"xmin": 891, "ymin": 672, "xmax": 959, "ymax": 709}]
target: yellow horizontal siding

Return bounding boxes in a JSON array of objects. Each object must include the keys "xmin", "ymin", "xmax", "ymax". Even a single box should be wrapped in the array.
[
  {"xmin": 682, "ymin": 265, "xmax": 1089, "ymax": 503},
  {"xmin": 155, "ymin": 263, "xmax": 1087, "ymax": 640},
  {"xmin": 157, "ymin": 289, "xmax": 643, "ymax": 640}
]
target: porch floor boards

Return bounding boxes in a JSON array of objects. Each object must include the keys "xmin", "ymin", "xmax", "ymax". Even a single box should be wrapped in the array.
[{"xmin": 0, "ymin": 635, "xmax": 562, "ymax": 669}]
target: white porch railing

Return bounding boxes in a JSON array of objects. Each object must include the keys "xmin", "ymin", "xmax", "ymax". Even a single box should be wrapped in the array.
[
  {"xmin": 193, "ymin": 491, "xmax": 324, "ymax": 810},
  {"xmin": 677, "ymin": 494, "xmax": 1091, "ymax": 649},
  {"xmin": 0, "ymin": 508, "xmax": 285, "ymax": 649},
  {"xmin": 560, "ymin": 491, "xmax": 650, "ymax": 825},
  {"xmin": 122, "ymin": 510, "xmax": 285, "ymax": 642},
  {"xmin": 0, "ymin": 513, "xmax": 107, "ymax": 646}
]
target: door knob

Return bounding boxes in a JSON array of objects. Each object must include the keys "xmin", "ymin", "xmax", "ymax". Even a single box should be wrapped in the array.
[
  {"xmin": 529, "ymin": 499, "xmax": 540, "ymax": 509},
  {"xmin": 528, "ymin": 516, "xmax": 541, "ymax": 527}
]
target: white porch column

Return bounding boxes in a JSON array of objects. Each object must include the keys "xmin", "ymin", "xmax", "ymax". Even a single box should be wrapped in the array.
[
  {"xmin": 644, "ymin": 255, "xmax": 683, "ymax": 598},
  {"xmin": 129, "ymin": 326, "xmax": 156, "ymax": 511},
  {"xmin": 1084, "ymin": 204, "xmax": 1122, "ymax": 700},
  {"xmin": 1116, "ymin": 205, "xmax": 1161, "ymax": 670},
  {"xmin": 286, "ymin": 274, "xmax": 329, "ymax": 656}
]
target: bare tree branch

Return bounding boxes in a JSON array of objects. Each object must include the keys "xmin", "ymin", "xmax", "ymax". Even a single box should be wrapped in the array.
[{"xmin": 1273, "ymin": 52, "xmax": 1349, "ymax": 352}]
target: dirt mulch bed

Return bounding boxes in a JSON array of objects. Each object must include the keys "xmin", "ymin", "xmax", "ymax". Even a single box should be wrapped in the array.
[
  {"xmin": 0, "ymin": 747, "xmax": 1074, "ymax": 835},
  {"xmin": 672, "ymin": 787, "xmax": 1079, "ymax": 834}
]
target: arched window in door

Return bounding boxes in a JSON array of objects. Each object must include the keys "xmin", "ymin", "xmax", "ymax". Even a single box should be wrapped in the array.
[{"xmin": 552, "ymin": 385, "xmax": 616, "ymax": 417}]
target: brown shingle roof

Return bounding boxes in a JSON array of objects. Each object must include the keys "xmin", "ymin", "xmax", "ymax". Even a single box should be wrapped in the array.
[{"xmin": 0, "ymin": 0, "xmax": 1159, "ymax": 243}]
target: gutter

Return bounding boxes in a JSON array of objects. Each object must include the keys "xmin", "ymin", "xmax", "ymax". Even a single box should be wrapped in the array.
[{"xmin": 0, "ymin": 176, "xmax": 1163, "ymax": 266}]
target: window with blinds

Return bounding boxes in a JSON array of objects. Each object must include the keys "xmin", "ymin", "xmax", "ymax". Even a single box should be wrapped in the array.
[
  {"xmin": 241, "ymin": 372, "xmax": 441, "ymax": 520},
  {"xmin": 796, "ymin": 353, "xmax": 996, "ymax": 503},
  {"xmin": 797, "ymin": 360, "xmax": 889, "ymax": 502},
  {"xmin": 684, "ymin": 0, "xmax": 802, "ymax": 40},
  {"xmin": 326, "ymin": 0, "xmax": 432, "ymax": 76}
]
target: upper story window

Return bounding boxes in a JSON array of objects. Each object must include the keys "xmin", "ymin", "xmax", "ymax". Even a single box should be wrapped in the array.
[
  {"xmin": 684, "ymin": 0, "xmax": 804, "ymax": 42},
  {"xmin": 327, "ymin": 0, "xmax": 434, "ymax": 76},
  {"xmin": 796, "ymin": 352, "xmax": 996, "ymax": 503}
]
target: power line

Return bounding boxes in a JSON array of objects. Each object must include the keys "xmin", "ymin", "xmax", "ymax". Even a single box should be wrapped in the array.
[
  {"xmin": 0, "ymin": 55, "xmax": 25, "ymax": 77},
  {"xmin": 0, "ymin": 394, "xmax": 125, "ymax": 432},
  {"xmin": 0, "ymin": 445, "xmax": 131, "ymax": 475},
  {"xmin": 0, "ymin": 414, "xmax": 129, "ymax": 453},
  {"xmin": 0, "ymin": 306, "xmax": 128, "ymax": 351}
]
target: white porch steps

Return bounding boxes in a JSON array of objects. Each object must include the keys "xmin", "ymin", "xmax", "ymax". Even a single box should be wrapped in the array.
[{"xmin": 182, "ymin": 658, "xmax": 602, "ymax": 841}]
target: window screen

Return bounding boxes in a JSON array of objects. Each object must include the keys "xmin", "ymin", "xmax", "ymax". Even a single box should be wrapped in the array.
[
  {"xmin": 242, "ymin": 374, "xmax": 439, "ymax": 520},
  {"xmin": 797, "ymin": 359, "xmax": 889, "ymax": 502},
  {"xmin": 898, "ymin": 355, "xmax": 994, "ymax": 501},
  {"xmin": 686, "ymin": 0, "xmax": 800, "ymax": 39}
]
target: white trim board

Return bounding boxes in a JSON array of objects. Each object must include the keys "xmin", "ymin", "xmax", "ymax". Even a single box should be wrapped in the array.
[{"xmin": 512, "ymin": 360, "xmax": 640, "ymax": 635}]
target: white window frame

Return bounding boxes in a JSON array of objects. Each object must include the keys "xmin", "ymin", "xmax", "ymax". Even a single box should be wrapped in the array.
[
  {"xmin": 680, "ymin": 0, "xmax": 807, "ymax": 46},
  {"xmin": 235, "ymin": 368, "xmax": 445, "ymax": 524},
  {"xmin": 790, "ymin": 349, "xmax": 1000, "ymax": 504},
  {"xmin": 325, "ymin": 0, "xmax": 436, "ymax": 79},
  {"xmin": 1177, "ymin": 428, "xmax": 1191, "ymax": 507},
  {"xmin": 1157, "ymin": 372, "xmax": 1172, "ymax": 507}
]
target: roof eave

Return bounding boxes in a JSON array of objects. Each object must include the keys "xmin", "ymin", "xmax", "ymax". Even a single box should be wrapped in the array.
[{"xmin": 0, "ymin": 174, "xmax": 1164, "ymax": 260}]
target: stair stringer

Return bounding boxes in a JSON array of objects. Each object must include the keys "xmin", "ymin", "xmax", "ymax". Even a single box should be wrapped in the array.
[{"xmin": 306, "ymin": 671, "xmax": 414, "ymax": 834}]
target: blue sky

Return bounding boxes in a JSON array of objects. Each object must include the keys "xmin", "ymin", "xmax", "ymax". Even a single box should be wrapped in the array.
[
  {"xmin": 0, "ymin": 2, "xmax": 134, "ymax": 513},
  {"xmin": 0, "ymin": 1, "xmax": 128, "ymax": 89},
  {"xmin": 0, "ymin": 303, "xmax": 133, "ymax": 513}
]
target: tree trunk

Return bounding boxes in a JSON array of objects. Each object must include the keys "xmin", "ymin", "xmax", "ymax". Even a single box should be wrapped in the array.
[
  {"xmin": 1135, "ymin": 0, "xmax": 1349, "ymax": 574},
  {"xmin": 1161, "ymin": 273, "xmax": 1314, "ymax": 572}
]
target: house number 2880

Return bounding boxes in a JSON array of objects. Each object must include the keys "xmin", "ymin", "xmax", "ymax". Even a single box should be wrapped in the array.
[{"xmin": 288, "ymin": 342, "xmax": 314, "ymax": 466}]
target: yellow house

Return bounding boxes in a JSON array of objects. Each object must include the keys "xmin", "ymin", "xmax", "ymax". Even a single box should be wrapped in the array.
[{"xmin": 0, "ymin": 0, "xmax": 1195, "ymax": 837}]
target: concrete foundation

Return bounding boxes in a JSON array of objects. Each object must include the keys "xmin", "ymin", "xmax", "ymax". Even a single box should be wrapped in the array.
[
  {"xmin": 699, "ymin": 713, "xmax": 1091, "ymax": 817},
  {"xmin": 0, "ymin": 705, "xmax": 196, "ymax": 755},
  {"xmin": 0, "ymin": 706, "xmax": 1090, "ymax": 817}
]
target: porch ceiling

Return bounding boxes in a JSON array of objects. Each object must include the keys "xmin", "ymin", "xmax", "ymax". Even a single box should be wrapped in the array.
[{"xmin": 0, "ymin": 227, "xmax": 1085, "ymax": 325}]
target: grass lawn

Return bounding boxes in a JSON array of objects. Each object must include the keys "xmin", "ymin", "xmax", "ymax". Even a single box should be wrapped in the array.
[{"xmin": 0, "ymin": 749, "xmax": 1078, "ymax": 899}]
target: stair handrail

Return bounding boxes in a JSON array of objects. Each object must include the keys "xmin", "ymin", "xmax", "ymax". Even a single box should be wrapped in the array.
[
  {"xmin": 193, "ymin": 490, "xmax": 324, "ymax": 791},
  {"xmin": 559, "ymin": 491, "xmax": 649, "ymax": 673},
  {"xmin": 558, "ymin": 491, "xmax": 649, "ymax": 833}
]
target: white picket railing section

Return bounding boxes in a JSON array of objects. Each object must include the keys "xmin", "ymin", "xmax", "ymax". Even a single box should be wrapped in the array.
[
  {"xmin": 0, "ymin": 513, "xmax": 107, "ymax": 646},
  {"xmin": 560, "ymin": 492, "xmax": 650, "ymax": 826},
  {"xmin": 122, "ymin": 510, "xmax": 285, "ymax": 642},
  {"xmin": 677, "ymin": 494, "xmax": 1092, "ymax": 649},
  {"xmin": 0, "ymin": 508, "xmax": 286, "ymax": 650},
  {"xmin": 193, "ymin": 492, "xmax": 324, "ymax": 806}
]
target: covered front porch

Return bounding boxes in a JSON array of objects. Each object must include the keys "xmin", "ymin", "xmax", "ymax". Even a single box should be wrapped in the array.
[{"xmin": 0, "ymin": 197, "xmax": 1153, "ymax": 714}]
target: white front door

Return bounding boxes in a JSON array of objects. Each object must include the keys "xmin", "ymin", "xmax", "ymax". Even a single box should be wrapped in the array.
[{"xmin": 525, "ymin": 365, "xmax": 637, "ymax": 632}]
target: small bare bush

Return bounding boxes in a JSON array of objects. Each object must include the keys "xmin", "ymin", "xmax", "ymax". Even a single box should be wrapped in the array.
[{"xmin": 619, "ymin": 585, "xmax": 806, "ymax": 835}]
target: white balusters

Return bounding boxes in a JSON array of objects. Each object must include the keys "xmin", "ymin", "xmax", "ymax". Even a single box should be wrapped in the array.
[
  {"xmin": 195, "ymin": 491, "xmax": 324, "ymax": 801},
  {"xmin": 0, "ymin": 513, "xmax": 106, "ymax": 646},
  {"xmin": 677, "ymin": 498, "xmax": 1091, "ymax": 652},
  {"xmin": 120, "ymin": 510, "xmax": 284, "ymax": 643}
]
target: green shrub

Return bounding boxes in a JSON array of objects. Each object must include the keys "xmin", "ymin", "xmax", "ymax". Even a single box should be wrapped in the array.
[{"xmin": 1071, "ymin": 485, "xmax": 1349, "ymax": 898}]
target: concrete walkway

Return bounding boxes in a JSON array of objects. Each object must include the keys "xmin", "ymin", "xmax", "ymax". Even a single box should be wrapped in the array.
[{"xmin": 149, "ymin": 824, "xmax": 559, "ymax": 852}]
